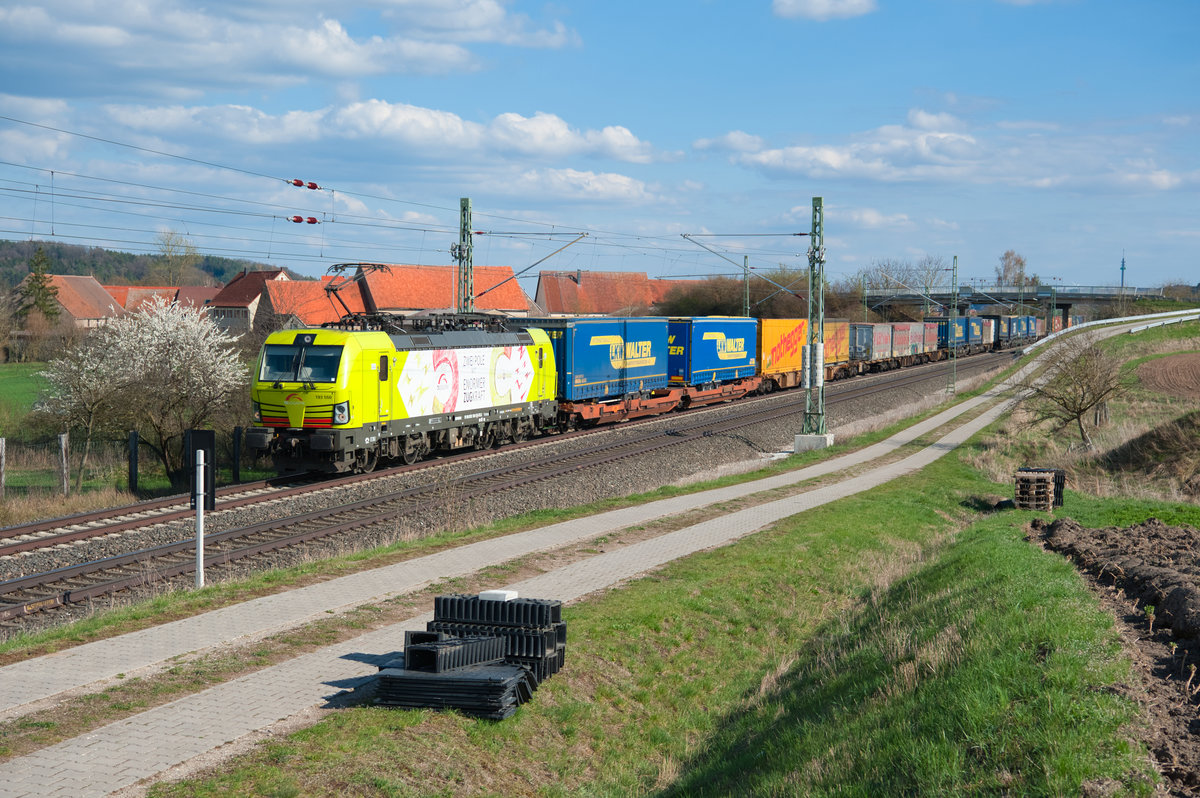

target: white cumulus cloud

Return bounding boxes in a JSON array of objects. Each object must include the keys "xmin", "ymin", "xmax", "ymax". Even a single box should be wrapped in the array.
[
  {"xmin": 0, "ymin": 0, "xmax": 571, "ymax": 99},
  {"xmin": 735, "ymin": 109, "xmax": 980, "ymax": 181},
  {"xmin": 508, "ymin": 168, "xmax": 655, "ymax": 202},
  {"xmin": 100, "ymin": 99, "xmax": 661, "ymax": 167},
  {"xmin": 773, "ymin": 0, "xmax": 877, "ymax": 21},
  {"xmin": 842, "ymin": 207, "xmax": 914, "ymax": 229},
  {"xmin": 694, "ymin": 131, "xmax": 766, "ymax": 153}
]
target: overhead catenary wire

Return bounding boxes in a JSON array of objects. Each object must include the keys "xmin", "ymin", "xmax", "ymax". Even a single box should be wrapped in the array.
[{"xmin": 0, "ymin": 114, "xmax": 812, "ymax": 277}]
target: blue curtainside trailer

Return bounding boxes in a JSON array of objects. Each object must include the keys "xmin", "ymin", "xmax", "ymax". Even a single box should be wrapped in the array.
[
  {"xmin": 519, "ymin": 317, "xmax": 669, "ymax": 401},
  {"xmin": 668, "ymin": 317, "xmax": 758, "ymax": 386}
]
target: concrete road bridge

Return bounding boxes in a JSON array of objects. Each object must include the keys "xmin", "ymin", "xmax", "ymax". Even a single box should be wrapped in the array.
[{"xmin": 863, "ymin": 284, "xmax": 1164, "ymax": 322}]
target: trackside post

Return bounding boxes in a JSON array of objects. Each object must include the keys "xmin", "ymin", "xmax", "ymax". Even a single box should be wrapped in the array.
[{"xmin": 195, "ymin": 448, "xmax": 205, "ymax": 589}]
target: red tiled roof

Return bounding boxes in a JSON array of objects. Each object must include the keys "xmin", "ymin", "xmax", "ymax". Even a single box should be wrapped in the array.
[
  {"xmin": 263, "ymin": 279, "xmax": 366, "ymax": 326},
  {"xmin": 361, "ymin": 264, "xmax": 532, "ymax": 312},
  {"xmin": 535, "ymin": 271, "xmax": 703, "ymax": 315},
  {"xmin": 209, "ymin": 269, "xmax": 288, "ymax": 308},
  {"xmin": 103, "ymin": 284, "xmax": 175, "ymax": 308},
  {"xmin": 123, "ymin": 287, "xmax": 179, "ymax": 311},
  {"xmin": 104, "ymin": 285, "xmax": 131, "ymax": 307},
  {"xmin": 48, "ymin": 275, "xmax": 123, "ymax": 321},
  {"xmin": 175, "ymin": 286, "xmax": 221, "ymax": 309}
]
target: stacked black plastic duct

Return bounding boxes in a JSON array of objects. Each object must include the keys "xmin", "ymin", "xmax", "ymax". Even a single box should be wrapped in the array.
[
  {"xmin": 374, "ymin": 664, "xmax": 534, "ymax": 720},
  {"xmin": 374, "ymin": 593, "xmax": 567, "ymax": 720}
]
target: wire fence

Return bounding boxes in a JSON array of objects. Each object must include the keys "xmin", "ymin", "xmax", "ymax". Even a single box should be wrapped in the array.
[{"xmin": 0, "ymin": 429, "xmax": 263, "ymax": 500}]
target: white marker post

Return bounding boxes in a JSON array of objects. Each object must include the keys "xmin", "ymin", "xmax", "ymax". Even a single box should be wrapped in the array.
[{"xmin": 195, "ymin": 448, "xmax": 205, "ymax": 589}]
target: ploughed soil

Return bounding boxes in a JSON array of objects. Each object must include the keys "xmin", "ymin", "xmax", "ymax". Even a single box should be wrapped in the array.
[
  {"xmin": 1031, "ymin": 517, "xmax": 1200, "ymax": 795},
  {"xmin": 1026, "ymin": 353, "xmax": 1200, "ymax": 794},
  {"xmin": 1137, "ymin": 352, "xmax": 1200, "ymax": 400}
]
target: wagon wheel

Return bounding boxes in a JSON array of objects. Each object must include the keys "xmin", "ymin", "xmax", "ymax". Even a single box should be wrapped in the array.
[
  {"xmin": 401, "ymin": 435, "xmax": 423, "ymax": 465},
  {"xmin": 511, "ymin": 420, "xmax": 529, "ymax": 443},
  {"xmin": 475, "ymin": 425, "xmax": 497, "ymax": 450},
  {"xmin": 357, "ymin": 448, "xmax": 378, "ymax": 473}
]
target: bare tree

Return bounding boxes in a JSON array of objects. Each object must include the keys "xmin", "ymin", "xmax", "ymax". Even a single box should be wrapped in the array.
[
  {"xmin": 854, "ymin": 258, "xmax": 912, "ymax": 291},
  {"xmin": 1021, "ymin": 336, "xmax": 1132, "ymax": 449},
  {"xmin": 152, "ymin": 230, "xmax": 203, "ymax": 285},
  {"xmin": 995, "ymin": 250, "xmax": 1027, "ymax": 285},
  {"xmin": 914, "ymin": 255, "xmax": 950, "ymax": 293},
  {"xmin": 995, "ymin": 249, "xmax": 1041, "ymax": 287},
  {"xmin": 657, "ymin": 277, "xmax": 744, "ymax": 317}
]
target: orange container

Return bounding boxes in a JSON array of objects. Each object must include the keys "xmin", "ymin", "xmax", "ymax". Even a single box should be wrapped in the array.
[
  {"xmin": 758, "ymin": 318, "xmax": 808, "ymax": 376},
  {"xmin": 823, "ymin": 319, "xmax": 850, "ymax": 366}
]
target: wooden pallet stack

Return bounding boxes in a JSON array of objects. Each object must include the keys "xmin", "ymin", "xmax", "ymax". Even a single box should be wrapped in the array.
[{"xmin": 1014, "ymin": 468, "xmax": 1065, "ymax": 511}]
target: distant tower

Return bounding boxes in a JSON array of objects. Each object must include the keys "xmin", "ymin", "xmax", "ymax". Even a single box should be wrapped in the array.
[{"xmin": 1120, "ymin": 251, "xmax": 1126, "ymax": 288}]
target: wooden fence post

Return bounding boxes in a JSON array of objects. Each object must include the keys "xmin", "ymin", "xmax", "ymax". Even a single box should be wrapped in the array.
[
  {"xmin": 128, "ymin": 430, "xmax": 139, "ymax": 495},
  {"xmin": 59, "ymin": 432, "xmax": 69, "ymax": 496},
  {"xmin": 233, "ymin": 426, "xmax": 243, "ymax": 484},
  {"xmin": 0, "ymin": 438, "xmax": 5, "ymax": 501}
]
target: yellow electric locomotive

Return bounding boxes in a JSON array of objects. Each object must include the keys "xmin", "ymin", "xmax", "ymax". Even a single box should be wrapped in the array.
[{"xmin": 246, "ymin": 321, "xmax": 558, "ymax": 473}]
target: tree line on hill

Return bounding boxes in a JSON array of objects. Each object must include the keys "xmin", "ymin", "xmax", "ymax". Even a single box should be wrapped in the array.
[{"xmin": 0, "ymin": 237, "xmax": 283, "ymax": 290}]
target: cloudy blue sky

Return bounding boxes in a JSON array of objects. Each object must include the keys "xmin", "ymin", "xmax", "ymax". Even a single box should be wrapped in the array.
[{"xmin": 0, "ymin": 0, "xmax": 1195, "ymax": 295}]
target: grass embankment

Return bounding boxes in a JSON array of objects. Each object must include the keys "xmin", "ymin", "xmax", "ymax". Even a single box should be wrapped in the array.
[{"xmin": 149, "ymin": 447, "xmax": 1163, "ymax": 798}]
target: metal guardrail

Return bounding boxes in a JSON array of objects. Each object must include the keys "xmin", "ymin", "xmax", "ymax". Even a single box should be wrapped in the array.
[
  {"xmin": 1022, "ymin": 308, "xmax": 1200, "ymax": 354},
  {"xmin": 1127, "ymin": 314, "xmax": 1200, "ymax": 334},
  {"xmin": 864, "ymin": 284, "xmax": 1166, "ymax": 304}
]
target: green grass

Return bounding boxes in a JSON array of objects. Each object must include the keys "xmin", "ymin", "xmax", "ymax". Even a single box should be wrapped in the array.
[
  {"xmin": 0, "ymin": 362, "xmax": 45, "ymax": 414},
  {"xmin": 147, "ymin": 449, "xmax": 1157, "ymax": 798},
  {"xmin": 0, "ymin": 362, "xmax": 47, "ymax": 439}
]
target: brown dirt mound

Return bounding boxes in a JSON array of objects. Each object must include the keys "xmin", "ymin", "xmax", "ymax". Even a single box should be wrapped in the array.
[
  {"xmin": 1137, "ymin": 353, "xmax": 1200, "ymax": 400},
  {"xmin": 1032, "ymin": 516, "xmax": 1200, "ymax": 795}
]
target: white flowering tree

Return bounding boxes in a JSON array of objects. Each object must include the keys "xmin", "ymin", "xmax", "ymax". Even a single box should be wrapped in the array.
[
  {"xmin": 40, "ymin": 333, "xmax": 130, "ymax": 490},
  {"xmin": 41, "ymin": 297, "xmax": 246, "ymax": 486}
]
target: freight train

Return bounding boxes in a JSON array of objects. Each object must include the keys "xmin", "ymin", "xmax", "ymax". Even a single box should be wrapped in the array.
[{"xmin": 246, "ymin": 312, "xmax": 1066, "ymax": 474}]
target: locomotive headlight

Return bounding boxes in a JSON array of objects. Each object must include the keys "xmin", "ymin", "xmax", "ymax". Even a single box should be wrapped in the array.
[
  {"xmin": 251, "ymin": 401, "xmax": 261, "ymax": 423},
  {"xmin": 333, "ymin": 400, "xmax": 350, "ymax": 425}
]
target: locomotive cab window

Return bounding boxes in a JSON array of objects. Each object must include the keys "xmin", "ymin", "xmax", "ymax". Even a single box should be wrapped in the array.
[{"xmin": 260, "ymin": 344, "xmax": 344, "ymax": 383}]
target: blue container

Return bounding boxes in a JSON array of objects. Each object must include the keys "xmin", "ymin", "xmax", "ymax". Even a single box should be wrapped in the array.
[
  {"xmin": 926, "ymin": 317, "xmax": 966, "ymax": 349},
  {"xmin": 668, "ymin": 317, "xmax": 758, "ymax": 386},
  {"xmin": 519, "ymin": 317, "xmax": 669, "ymax": 401},
  {"xmin": 966, "ymin": 317, "xmax": 983, "ymax": 346}
]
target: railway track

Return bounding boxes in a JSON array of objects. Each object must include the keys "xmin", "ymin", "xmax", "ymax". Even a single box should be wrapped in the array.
[{"xmin": 0, "ymin": 351, "xmax": 1008, "ymax": 625}]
